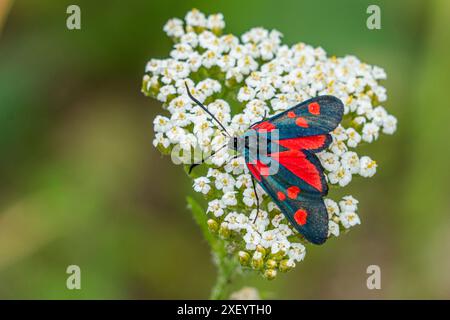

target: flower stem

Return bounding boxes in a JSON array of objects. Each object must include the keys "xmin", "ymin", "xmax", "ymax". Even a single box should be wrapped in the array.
[
  {"xmin": 187, "ymin": 196, "xmax": 239, "ymax": 300},
  {"xmin": 210, "ymin": 249, "xmax": 239, "ymax": 300}
]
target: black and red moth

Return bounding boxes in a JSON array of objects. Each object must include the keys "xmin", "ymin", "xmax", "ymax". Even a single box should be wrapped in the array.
[{"xmin": 185, "ymin": 83, "xmax": 344, "ymax": 245}]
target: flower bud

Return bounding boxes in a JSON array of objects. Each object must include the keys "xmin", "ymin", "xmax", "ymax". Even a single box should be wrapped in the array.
[
  {"xmin": 238, "ymin": 251, "xmax": 250, "ymax": 266},
  {"xmin": 219, "ymin": 222, "xmax": 230, "ymax": 239},
  {"xmin": 141, "ymin": 75, "xmax": 150, "ymax": 94},
  {"xmin": 264, "ymin": 268, "xmax": 277, "ymax": 280},
  {"xmin": 265, "ymin": 259, "xmax": 277, "ymax": 269},
  {"xmin": 279, "ymin": 259, "xmax": 295, "ymax": 273},
  {"xmin": 271, "ymin": 250, "xmax": 286, "ymax": 260},
  {"xmin": 255, "ymin": 245, "xmax": 266, "ymax": 257},
  {"xmin": 207, "ymin": 219, "xmax": 219, "ymax": 233},
  {"xmin": 251, "ymin": 251, "xmax": 263, "ymax": 270}
]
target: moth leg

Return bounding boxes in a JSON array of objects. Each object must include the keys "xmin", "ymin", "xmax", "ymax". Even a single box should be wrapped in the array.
[
  {"xmin": 188, "ymin": 163, "xmax": 201, "ymax": 174},
  {"xmin": 251, "ymin": 177, "xmax": 260, "ymax": 224},
  {"xmin": 188, "ymin": 144, "xmax": 227, "ymax": 174},
  {"xmin": 188, "ymin": 157, "xmax": 218, "ymax": 174},
  {"xmin": 262, "ymin": 109, "xmax": 267, "ymax": 120}
]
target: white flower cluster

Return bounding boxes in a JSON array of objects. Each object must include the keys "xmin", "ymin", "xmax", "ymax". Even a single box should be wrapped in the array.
[{"xmin": 143, "ymin": 9, "xmax": 397, "ymax": 279}]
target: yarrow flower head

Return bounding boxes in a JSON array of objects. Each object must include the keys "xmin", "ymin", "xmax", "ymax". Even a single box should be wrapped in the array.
[{"xmin": 142, "ymin": 9, "xmax": 397, "ymax": 279}]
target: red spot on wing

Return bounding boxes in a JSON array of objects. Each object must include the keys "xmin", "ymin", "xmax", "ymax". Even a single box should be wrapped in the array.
[
  {"xmin": 271, "ymin": 150, "xmax": 324, "ymax": 192},
  {"xmin": 287, "ymin": 186, "xmax": 300, "ymax": 199},
  {"xmin": 246, "ymin": 160, "xmax": 270, "ymax": 182},
  {"xmin": 252, "ymin": 121, "xmax": 276, "ymax": 132},
  {"xmin": 287, "ymin": 111, "xmax": 296, "ymax": 118},
  {"xmin": 294, "ymin": 209, "xmax": 308, "ymax": 225},
  {"xmin": 277, "ymin": 135, "xmax": 327, "ymax": 151},
  {"xmin": 277, "ymin": 191, "xmax": 286, "ymax": 201},
  {"xmin": 295, "ymin": 117, "xmax": 309, "ymax": 128},
  {"xmin": 308, "ymin": 102, "xmax": 320, "ymax": 115}
]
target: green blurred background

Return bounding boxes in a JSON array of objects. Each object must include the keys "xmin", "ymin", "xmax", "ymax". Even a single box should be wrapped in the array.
[{"xmin": 0, "ymin": 0, "xmax": 449, "ymax": 299}]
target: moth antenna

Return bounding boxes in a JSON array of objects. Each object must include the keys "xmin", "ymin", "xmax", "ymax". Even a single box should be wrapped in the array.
[{"xmin": 184, "ymin": 82, "xmax": 231, "ymax": 138}]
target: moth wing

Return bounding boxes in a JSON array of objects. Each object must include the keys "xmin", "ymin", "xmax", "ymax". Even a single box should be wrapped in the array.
[
  {"xmin": 246, "ymin": 141, "xmax": 330, "ymax": 244},
  {"xmin": 252, "ymin": 95, "xmax": 344, "ymax": 139}
]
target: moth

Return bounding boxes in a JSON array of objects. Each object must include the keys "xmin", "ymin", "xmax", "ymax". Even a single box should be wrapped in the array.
[{"xmin": 185, "ymin": 83, "xmax": 344, "ymax": 244}]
